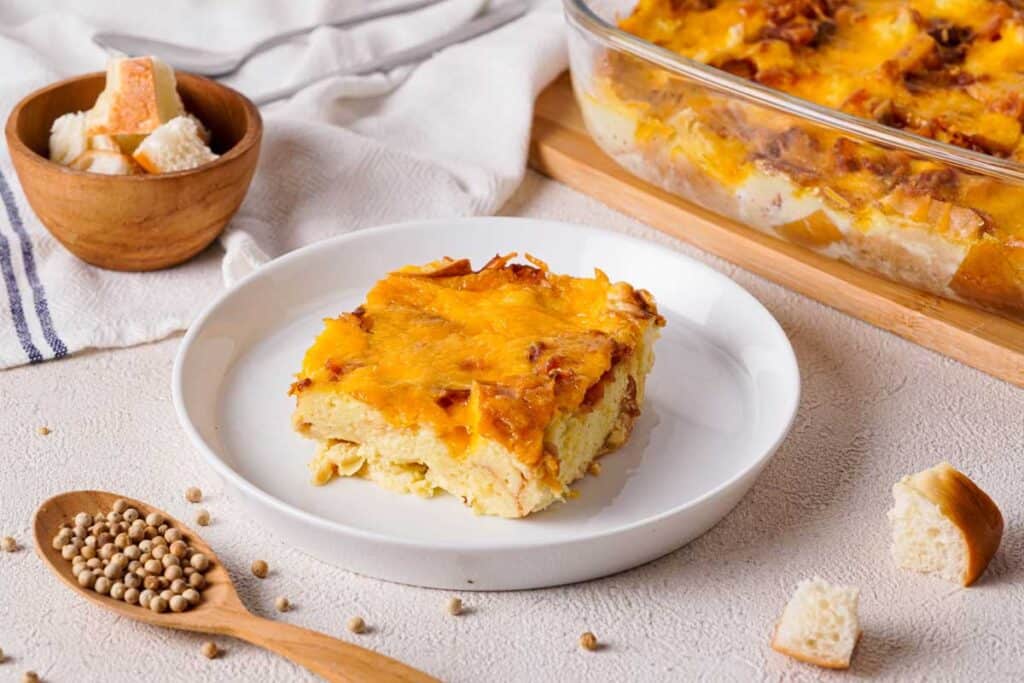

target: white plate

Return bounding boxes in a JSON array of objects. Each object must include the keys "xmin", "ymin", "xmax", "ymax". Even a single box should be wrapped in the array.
[{"xmin": 172, "ymin": 217, "xmax": 799, "ymax": 590}]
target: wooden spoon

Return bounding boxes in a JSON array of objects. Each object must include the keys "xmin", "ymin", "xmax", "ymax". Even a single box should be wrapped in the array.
[{"xmin": 33, "ymin": 490, "xmax": 438, "ymax": 683}]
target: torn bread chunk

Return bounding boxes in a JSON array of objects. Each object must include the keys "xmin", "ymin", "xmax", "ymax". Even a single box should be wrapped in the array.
[
  {"xmin": 86, "ymin": 56, "xmax": 184, "ymax": 138},
  {"xmin": 68, "ymin": 150, "xmax": 143, "ymax": 175},
  {"xmin": 771, "ymin": 578, "xmax": 861, "ymax": 670},
  {"xmin": 888, "ymin": 462, "xmax": 1003, "ymax": 586},
  {"xmin": 291, "ymin": 255, "xmax": 664, "ymax": 518},
  {"xmin": 49, "ymin": 111, "xmax": 89, "ymax": 165},
  {"xmin": 132, "ymin": 116, "xmax": 218, "ymax": 173}
]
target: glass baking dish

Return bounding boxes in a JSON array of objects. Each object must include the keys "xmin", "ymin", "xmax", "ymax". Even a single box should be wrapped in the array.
[{"xmin": 564, "ymin": 0, "xmax": 1024, "ymax": 320}]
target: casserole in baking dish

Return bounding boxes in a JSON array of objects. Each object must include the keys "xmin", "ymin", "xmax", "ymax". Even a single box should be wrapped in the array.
[{"xmin": 565, "ymin": 0, "xmax": 1024, "ymax": 318}]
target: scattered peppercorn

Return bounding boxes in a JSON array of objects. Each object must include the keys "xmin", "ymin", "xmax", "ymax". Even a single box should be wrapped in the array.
[
  {"xmin": 195, "ymin": 509, "xmax": 211, "ymax": 526},
  {"xmin": 36, "ymin": 426, "xmax": 51, "ymax": 436},
  {"xmin": 185, "ymin": 487, "xmax": 203, "ymax": 503},
  {"xmin": 23, "ymin": 671, "xmax": 39, "ymax": 683},
  {"xmin": 347, "ymin": 616, "xmax": 366, "ymax": 634},
  {"xmin": 579, "ymin": 631, "xmax": 598, "ymax": 651},
  {"xmin": 447, "ymin": 597, "xmax": 463, "ymax": 616},
  {"xmin": 275, "ymin": 596, "xmax": 291, "ymax": 613},
  {"xmin": 251, "ymin": 559, "xmax": 269, "ymax": 579},
  {"xmin": 201, "ymin": 641, "xmax": 219, "ymax": 659},
  {"xmin": 1, "ymin": 536, "xmax": 17, "ymax": 552}
]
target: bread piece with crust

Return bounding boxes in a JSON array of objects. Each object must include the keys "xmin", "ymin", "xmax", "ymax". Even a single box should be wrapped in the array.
[
  {"xmin": 771, "ymin": 578, "xmax": 861, "ymax": 670},
  {"xmin": 132, "ymin": 116, "xmax": 218, "ymax": 174},
  {"xmin": 86, "ymin": 56, "xmax": 184, "ymax": 138},
  {"xmin": 888, "ymin": 462, "xmax": 1003, "ymax": 586}
]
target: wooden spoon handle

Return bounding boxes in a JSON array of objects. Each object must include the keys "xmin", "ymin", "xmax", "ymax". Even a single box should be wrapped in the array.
[{"xmin": 229, "ymin": 612, "xmax": 438, "ymax": 683}]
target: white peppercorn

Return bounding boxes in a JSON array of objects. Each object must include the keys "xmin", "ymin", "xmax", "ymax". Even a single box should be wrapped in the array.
[
  {"xmin": 110, "ymin": 582, "xmax": 126, "ymax": 601},
  {"xmin": 152, "ymin": 545, "xmax": 167, "ymax": 560},
  {"xmin": 123, "ymin": 508, "xmax": 140, "ymax": 523},
  {"xmin": 160, "ymin": 589, "xmax": 174, "ymax": 602},
  {"xmin": 191, "ymin": 553, "xmax": 210, "ymax": 572},
  {"xmin": 447, "ymin": 597, "xmax": 463, "ymax": 616},
  {"xmin": 162, "ymin": 553, "xmax": 179, "ymax": 568},
  {"xmin": 169, "ymin": 595, "xmax": 188, "ymax": 613},
  {"xmin": 164, "ymin": 565, "xmax": 183, "ymax": 581},
  {"xmin": 145, "ymin": 512, "xmax": 164, "ymax": 527},
  {"xmin": 0, "ymin": 536, "xmax": 16, "ymax": 552},
  {"xmin": 124, "ymin": 573, "xmax": 142, "ymax": 589},
  {"xmin": 94, "ymin": 577, "xmax": 111, "ymax": 595},
  {"xmin": 201, "ymin": 641, "xmax": 218, "ymax": 659},
  {"xmin": 170, "ymin": 541, "xmax": 188, "ymax": 558},
  {"xmin": 346, "ymin": 616, "xmax": 366, "ymax": 634},
  {"xmin": 185, "ymin": 487, "xmax": 202, "ymax": 503},
  {"xmin": 275, "ymin": 596, "xmax": 290, "ymax": 613},
  {"xmin": 23, "ymin": 671, "xmax": 39, "ymax": 683},
  {"xmin": 149, "ymin": 596, "xmax": 168, "ymax": 613},
  {"xmin": 170, "ymin": 578, "xmax": 188, "ymax": 594},
  {"xmin": 74, "ymin": 512, "xmax": 91, "ymax": 527},
  {"xmin": 188, "ymin": 572, "xmax": 206, "ymax": 589},
  {"xmin": 124, "ymin": 588, "xmax": 140, "ymax": 605},
  {"xmin": 138, "ymin": 589, "xmax": 156, "ymax": 609},
  {"xmin": 112, "ymin": 499, "xmax": 128, "ymax": 514},
  {"xmin": 251, "ymin": 559, "xmax": 268, "ymax": 578},
  {"xmin": 61, "ymin": 544, "xmax": 78, "ymax": 560},
  {"xmin": 165, "ymin": 528, "xmax": 182, "ymax": 543},
  {"xmin": 195, "ymin": 509, "xmax": 211, "ymax": 526},
  {"xmin": 183, "ymin": 588, "xmax": 201, "ymax": 606},
  {"xmin": 144, "ymin": 559, "xmax": 162, "ymax": 575},
  {"xmin": 78, "ymin": 571, "xmax": 96, "ymax": 588}
]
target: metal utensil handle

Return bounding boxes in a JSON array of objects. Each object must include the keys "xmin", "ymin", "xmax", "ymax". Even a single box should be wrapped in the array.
[
  {"xmin": 245, "ymin": 0, "xmax": 445, "ymax": 62},
  {"xmin": 252, "ymin": 1, "xmax": 528, "ymax": 106}
]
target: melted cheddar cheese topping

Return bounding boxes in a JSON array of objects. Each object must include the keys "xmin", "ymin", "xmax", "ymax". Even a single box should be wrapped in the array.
[
  {"xmin": 292, "ymin": 256, "xmax": 664, "ymax": 465},
  {"xmin": 621, "ymin": 0, "xmax": 1024, "ymax": 159}
]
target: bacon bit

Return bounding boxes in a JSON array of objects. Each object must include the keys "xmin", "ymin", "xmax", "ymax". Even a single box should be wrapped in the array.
[
  {"xmin": 325, "ymin": 358, "xmax": 361, "ymax": 380},
  {"xmin": 506, "ymin": 263, "xmax": 548, "ymax": 284},
  {"xmin": 480, "ymin": 252, "xmax": 517, "ymax": 271},
  {"xmin": 759, "ymin": 0, "xmax": 842, "ymax": 48},
  {"xmin": 436, "ymin": 388, "xmax": 471, "ymax": 411},
  {"xmin": 719, "ymin": 58, "xmax": 757, "ymax": 80},
  {"xmin": 349, "ymin": 307, "xmax": 374, "ymax": 333},
  {"xmin": 397, "ymin": 257, "xmax": 473, "ymax": 278},
  {"xmin": 528, "ymin": 341, "xmax": 548, "ymax": 362},
  {"xmin": 288, "ymin": 377, "xmax": 312, "ymax": 396},
  {"xmin": 524, "ymin": 253, "xmax": 550, "ymax": 271},
  {"xmin": 580, "ymin": 370, "xmax": 612, "ymax": 410}
]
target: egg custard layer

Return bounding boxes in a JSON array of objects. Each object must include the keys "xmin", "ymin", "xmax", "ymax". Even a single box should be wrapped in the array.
[{"xmin": 290, "ymin": 255, "xmax": 664, "ymax": 518}]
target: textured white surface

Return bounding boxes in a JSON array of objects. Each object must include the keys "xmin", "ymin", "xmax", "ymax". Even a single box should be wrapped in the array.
[{"xmin": 1, "ymin": 172, "xmax": 1023, "ymax": 682}]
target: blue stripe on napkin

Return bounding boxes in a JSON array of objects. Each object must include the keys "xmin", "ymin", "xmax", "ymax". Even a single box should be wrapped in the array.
[
  {"xmin": 0, "ymin": 169, "xmax": 67, "ymax": 359},
  {"xmin": 0, "ymin": 229, "xmax": 42, "ymax": 363}
]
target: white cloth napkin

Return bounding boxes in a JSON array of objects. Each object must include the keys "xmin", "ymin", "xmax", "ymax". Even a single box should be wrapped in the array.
[{"xmin": 0, "ymin": 0, "xmax": 567, "ymax": 368}]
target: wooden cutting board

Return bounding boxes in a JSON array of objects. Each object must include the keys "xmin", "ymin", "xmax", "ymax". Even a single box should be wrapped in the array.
[{"xmin": 528, "ymin": 74, "xmax": 1024, "ymax": 389}]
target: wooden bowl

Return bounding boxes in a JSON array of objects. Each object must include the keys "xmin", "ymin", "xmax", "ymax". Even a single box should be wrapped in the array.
[{"xmin": 4, "ymin": 72, "xmax": 262, "ymax": 271}]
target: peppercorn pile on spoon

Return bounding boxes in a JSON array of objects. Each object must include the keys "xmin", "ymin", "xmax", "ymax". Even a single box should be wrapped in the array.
[{"xmin": 33, "ymin": 490, "xmax": 438, "ymax": 683}]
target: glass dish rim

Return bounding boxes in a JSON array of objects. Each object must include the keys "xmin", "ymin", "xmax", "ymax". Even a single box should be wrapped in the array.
[{"xmin": 564, "ymin": 0, "xmax": 1024, "ymax": 184}]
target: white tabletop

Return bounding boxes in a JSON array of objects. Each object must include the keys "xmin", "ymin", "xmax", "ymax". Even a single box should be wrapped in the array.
[{"xmin": 2, "ymin": 171, "xmax": 1022, "ymax": 682}]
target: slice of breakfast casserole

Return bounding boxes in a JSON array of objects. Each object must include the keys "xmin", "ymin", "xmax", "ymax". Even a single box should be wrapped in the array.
[{"xmin": 290, "ymin": 254, "xmax": 664, "ymax": 518}]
